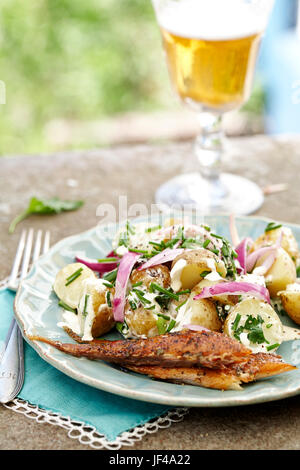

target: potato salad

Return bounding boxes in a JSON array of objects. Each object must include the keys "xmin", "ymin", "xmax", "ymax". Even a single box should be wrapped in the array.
[{"xmin": 53, "ymin": 217, "xmax": 300, "ymax": 353}]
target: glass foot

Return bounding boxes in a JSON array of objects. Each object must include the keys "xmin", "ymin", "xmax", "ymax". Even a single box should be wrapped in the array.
[{"xmin": 155, "ymin": 172, "xmax": 264, "ymax": 215}]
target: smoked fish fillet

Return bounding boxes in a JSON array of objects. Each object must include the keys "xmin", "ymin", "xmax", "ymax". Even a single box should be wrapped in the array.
[
  {"xmin": 28, "ymin": 329, "xmax": 252, "ymax": 369},
  {"xmin": 125, "ymin": 353, "xmax": 296, "ymax": 390}
]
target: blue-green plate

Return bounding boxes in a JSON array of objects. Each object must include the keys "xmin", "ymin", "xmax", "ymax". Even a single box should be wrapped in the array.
[{"xmin": 14, "ymin": 214, "xmax": 300, "ymax": 407}]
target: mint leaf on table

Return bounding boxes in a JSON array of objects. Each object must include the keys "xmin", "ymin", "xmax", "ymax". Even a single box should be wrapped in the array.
[{"xmin": 9, "ymin": 197, "xmax": 84, "ymax": 233}]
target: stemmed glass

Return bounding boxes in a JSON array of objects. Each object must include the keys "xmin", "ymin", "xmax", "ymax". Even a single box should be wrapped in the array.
[{"xmin": 151, "ymin": 0, "xmax": 274, "ymax": 214}]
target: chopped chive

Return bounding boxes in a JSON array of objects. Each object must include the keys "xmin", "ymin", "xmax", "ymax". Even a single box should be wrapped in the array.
[
  {"xmin": 167, "ymin": 319, "xmax": 176, "ymax": 332},
  {"xmin": 144, "ymin": 305, "xmax": 156, "ymax": 310},
  {"xmin": 102, "ymin": 268, "xmax": 118, "ymax": 283},
  {"xmin": 232, "ymin": 313, "xmax": 241, "ymax": 332},
  {"xmin": 150, "ymin": 283, "xmax": 179, "ymax": 300},
  {"xmin": 65, "ymin": 267, "xmax": 83, "ymax": 286},
  {"xmin": 266, "ymin": 323, "xmax": 273, "ymax": 329},
  {"xmin": 133, "ymin": 288, "xmax": 152, "ymax": 304},
  {"xmin": 202, "ymin": 239, "xmax": 210, "ymax": 249},
  {"xmin": 176, "ymin": 289, "xmax": 191, "ymax": 295},
  {"xmin": 149, "ymin": 241, "xmax": 163, "ymax": 249},
  {"xmin": 66, "ymin": 267, "xmax": 83, "ymax": 281},
  {"xmin": 103, "ymin": 281, "xmax": 114, "ymax": 289},
  {"xmin": 116, "ymin": 322, "xmax": 124, "ymax": 333},
  {"xmin": 175, "ymin": 298, "xmax": 188, "ymax": 311},
  {"xmin": 145, "ymin": 225, "xmax": 162, "ymax": 233},
  {"xmin": 265, "ymin": 222, "xmax": 282, "ymax": 233},
  {"xmin": 203, "ymin": 225, "xmax": 211, "ymax": 231},
  {"xmin": 129, "ymin": 300, "xmax": 137, "ymax": 310},
  {"xmin": 157, "ymin": 316, "xmax": 168, "ymax": 335},
  {"xmin": 266, "ymin": 343, "xmax": 280, "ymax": 351},
  {"xmin": 82, "ymin": 294, "xmax": 89, "ymax": 317},
  {"xmin": 97, "ymin": 257, "xmax": 119, "ymax": 263},
  {"xmin": 211, "ymin": 233, "xmax": 223, "ymax": 240},
  {"xmin": 296, "ymin": 266, "xmax": 300, "ymax": 277},
  {"xmin": 58, "ymin": 300, "xmax": 76, "ymax": 313},
  {"xmin": 132, "ymin": 281, "xmax": 143, "ymax": 287},
  {"xmin": 106, "ymin": 291, "xmax": 112, "ymax": 308},
  {"xmin": 157, "ymin": 313, "xmax": 170, "ymax": 320},
  {"xmin": 200, "ymin": 270, "xmax": 211, "ymax": 278},
  {"xmin": 209, "ymin": 248, "xmax": 219, "ymax": 255}
]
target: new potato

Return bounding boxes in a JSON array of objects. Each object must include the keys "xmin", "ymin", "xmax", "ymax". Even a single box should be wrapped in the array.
[
  {"xmin": 279, "ymin": 285, "xmax": 300, "ymax": 326},
  {"xmin": 171, "ymin": 249, "xmax": 226, "ymax": 291},
  {"xmin": 256, "ymin": 247, "xmax": 296, "ymax": 298},
  {"xmin": 53, "ymin": 262, "xmax": 96, "ymax": 309},
  {"xmin": 251, "ymin": 226, "xmax": 300, "ymax": 265},
  {"xmin": 187, "ymin": 293, "xmax": 222, "ymax": 332},
  {"xmin": 223, "ymin": 298, "xmax": 283, "ymax": 351},
  {"xmin": 78, "ymin": 280, "xmax": 115, "ymax": 338}
]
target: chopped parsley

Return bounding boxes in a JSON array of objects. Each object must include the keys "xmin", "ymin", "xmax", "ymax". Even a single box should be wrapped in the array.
[{"xmin": 232, "ymin": 314, "xmax": 269, "ymax": 345}]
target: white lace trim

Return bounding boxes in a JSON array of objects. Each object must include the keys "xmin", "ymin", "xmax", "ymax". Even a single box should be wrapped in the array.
[{"xmin": 1, "ymin": 276, "xmax": 189, "ymax": 449}]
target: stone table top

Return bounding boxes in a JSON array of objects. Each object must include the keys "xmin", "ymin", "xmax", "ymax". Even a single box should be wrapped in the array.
[{"xmin": 1, "ymin": 134, "xmax": 300, "ymax": 450}]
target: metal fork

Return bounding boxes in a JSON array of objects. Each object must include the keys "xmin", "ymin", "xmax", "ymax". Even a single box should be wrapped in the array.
[{"xmin": 0, "ymin": 229, "xmax": 50, "ymax": 403}]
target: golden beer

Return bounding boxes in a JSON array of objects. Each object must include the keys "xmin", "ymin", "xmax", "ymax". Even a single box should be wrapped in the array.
[{"xmin": 161, "ymin": 28, "xmax": 262, "ymax": 112}]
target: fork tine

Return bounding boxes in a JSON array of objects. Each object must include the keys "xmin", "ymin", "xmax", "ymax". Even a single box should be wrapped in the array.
[
  {"xmin": 20, "ymin": 228, "xmax": 34, "ymax": 280},
  {"xmin": 9, "ymin": 230, "xmax": 27, "ymax": 287},
  {"xmin": 43, "ymin": 230, "xmax": 51, "ymax": 254},
  {"xmin": 32, "ymin": 229, "xmax": 42, "ymax": 262}
]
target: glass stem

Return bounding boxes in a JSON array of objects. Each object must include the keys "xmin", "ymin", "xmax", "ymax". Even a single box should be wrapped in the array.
[{"xmin": 195, "ymin": 111, "xmax": 224, "ymax": 180}]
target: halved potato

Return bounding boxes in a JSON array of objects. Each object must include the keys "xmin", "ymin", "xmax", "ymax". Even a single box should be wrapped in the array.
[
  {"xmin": 251, "ymin": 226, "xmax": 300, "ymax": 264},
  {"xmin": 130, "ymin": 265, "xmax": 170, "ymax": 289},
  {"xmin": 186, "ymin": 296, "xmax": 222, "ymax": 331},
  {"xmin": 77, "ymin": 278, "xmax": 115, "ymax": 339},
  {"xmin": 124, "ymin": 302, "xmax": 159, "ymax": 338},
  {"xmin": 256, "ymin": 247, "xmax": 296, "ymax": 298},
  {"xmin": 53, "ymin": 262, "xmax": 96, "ymax": 309},
  {"xmin": 223, "ymin": 298, "xmax": 283, "ymax": 352},
  {"xmin": 170, "ymin": 249, "xmax": 226, "ymax": 291},
  {"xmin": 278, "ymin": 284, "xmax": 300, "ymax": 326}
]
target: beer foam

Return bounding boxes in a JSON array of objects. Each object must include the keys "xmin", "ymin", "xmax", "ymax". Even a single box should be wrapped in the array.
[{"xmin": 157, "ymin": 0, "xmax": 273, "ymax": 40}]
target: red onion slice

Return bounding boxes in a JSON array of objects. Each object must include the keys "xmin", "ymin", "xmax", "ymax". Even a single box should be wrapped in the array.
[
  {"xmin": 246, "ymin": 246, "xmax": 277, "ymax": 273},
  {"xmin": 183, "ymin": 324, "xmax": 211, "ymax": 332},
  {"xmin": 75, "ymin": 252, "xmax": 119, "ymax": 274},
  {"xmin": 235, "ymin": 237, "xmax": 253, "ymax": 274},
  {"xmin": 193, "ymin": 281, "xmax": 271, "ymax": 304},
  {"xmin": 113, "ymin": 252, "xmax": 140, "ymax": 322},
  {"xmin": 137, "ymin": 248, "xmax": 184, "ymax": 271}
]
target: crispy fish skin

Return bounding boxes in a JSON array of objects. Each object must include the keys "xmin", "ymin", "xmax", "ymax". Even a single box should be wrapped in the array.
[
  {"xmin": 28, "ymin": 329, "xmax": 252, "ymax": 369},
  {"xmin": 126, "ymin": 353, "xmax": 297, "ymax": 391}
]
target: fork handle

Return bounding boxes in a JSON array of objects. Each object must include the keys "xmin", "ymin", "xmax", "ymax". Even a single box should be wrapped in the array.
[{"xmin": 0, "ymin": 318, "xmax": 24, "ymax": 403}]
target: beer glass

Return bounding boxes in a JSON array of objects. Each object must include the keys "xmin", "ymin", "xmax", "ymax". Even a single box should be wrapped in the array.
[{"xmin": 151, "ymin": 0, "xmax": 274, "ymax": 214}]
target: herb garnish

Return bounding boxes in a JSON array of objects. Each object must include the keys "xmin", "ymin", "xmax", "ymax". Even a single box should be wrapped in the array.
[
  {"xmin": 149, "ymin": 283, "xmax": 179, "ymax": 301},
  {"xmin": 82, "ymin": 294, "xmax": 89, "ymax": 317},
  {"xmin": 232, "ymin": 314, "xmax": 269, "ymax": 345},
  {"xmin": 65, "ymin": 267, "xmax": 83, "ymax": 286},
  {"xmin": 145, "ymin": 225, "xmax": 162, "ymax": 233},
  {"xmin": 266, "ymin": 343, "xmax": 280, "ymax": 351},
  {"xmin": 97, "ymin": 257, "xmax": 119, "ymax": 263},
  {"xmin": 58, "ymin": 300, "xmax": 77, "ymax": 313},
  {"xmin": 265, "ymin": 222, "xmax": 282, "ymax": 233},
  {"xmin": 9, "ymin": 197, "xmax": 84, "ymax": 234},
  {"xmin": 102, "ymin": 268, "xmax": 118, "ymax": 284}
]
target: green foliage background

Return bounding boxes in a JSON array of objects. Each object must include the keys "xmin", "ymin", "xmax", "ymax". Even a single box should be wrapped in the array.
[{"xmin": 0, "ymin": 0, "xmax": 264, "ymax": 156}]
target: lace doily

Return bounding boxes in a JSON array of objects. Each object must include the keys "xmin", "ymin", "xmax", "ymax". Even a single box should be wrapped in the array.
[{"xmin": 0, "ymin": 276, "xmax": 189, "ymax": 449}]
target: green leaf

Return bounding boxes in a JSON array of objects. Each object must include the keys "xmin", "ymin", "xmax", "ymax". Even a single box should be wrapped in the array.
[{"xmin": 9, "ymin": 197, "xmax": 84, "ymax": 233}]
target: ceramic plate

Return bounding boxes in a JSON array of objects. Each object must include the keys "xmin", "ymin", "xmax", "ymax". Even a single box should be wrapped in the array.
[{"xmin": 14, "ymin": 214, "xmax": 300, "ymax": 407}]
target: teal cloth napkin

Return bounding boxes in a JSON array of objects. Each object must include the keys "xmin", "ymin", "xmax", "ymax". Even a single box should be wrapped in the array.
[{"xmin": 0, "ymin": 288, "xmax": 171, "ymax": 442}]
